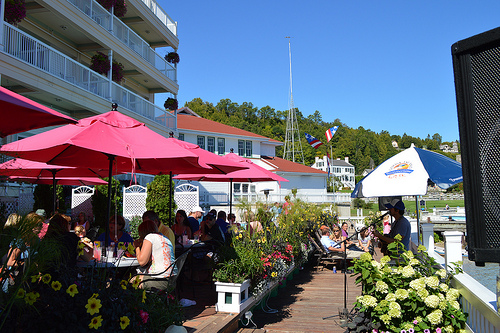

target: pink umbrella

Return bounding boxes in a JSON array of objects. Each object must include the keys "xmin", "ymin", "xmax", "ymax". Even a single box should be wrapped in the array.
[
  {"xmin": 0, "ymin": 86, "xmax": 76, "ymax": 137},
  {"xmin": 0, "ymin": 158, "xmax": 109, "ymax": 213},
  {"xmin": 0, "ymin": 106, "xmax": 246, "ymax": 245},
  {"xmin": 7, "ymin": 176, "xmax": 107, "ymax": 186},
  {"xmin": 174, "ymin": 152, "xmax": 288, "ymax": 214}
]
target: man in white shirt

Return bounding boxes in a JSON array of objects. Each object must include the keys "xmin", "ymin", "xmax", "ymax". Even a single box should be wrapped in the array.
[{"xmin": 320, "ymin": 227, "xmax": 345, "ymax": 253}]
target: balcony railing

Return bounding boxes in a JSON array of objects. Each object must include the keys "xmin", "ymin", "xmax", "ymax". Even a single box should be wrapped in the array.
[
  {"xmin": 138, "ymin": 0, "xmax": 177, "ymax": 36},
  {"xmin": 2, "ymin": 23, "xmax": 176, "ymax": 130},
  {"xmin": 67, "ymin": 0, "xmax": 176, "ymax": 82}
]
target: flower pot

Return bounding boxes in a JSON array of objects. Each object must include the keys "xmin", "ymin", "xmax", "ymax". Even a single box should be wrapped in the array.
[{"xmin": 215, "ymin": 279, "xmax": 253, "ymax": 313}]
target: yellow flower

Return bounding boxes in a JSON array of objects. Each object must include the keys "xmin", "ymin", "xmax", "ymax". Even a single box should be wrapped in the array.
[
  {"xmin": 120, "ymin": 280, "xmax": 128, "ymax": 290},
  {"xmin": 16, "ymin": 288, "xmax": 26, "ymax": 299},
  {"xmin": 24, "ymin": 291, "xmax": 39, "ymax": 305},
  {"xmin": 85, "ymin": 296, "xmax": 102, "ymax": 315},
  {"xmin": 271, "ymin": 272, "xmax": 277, "ymax": 278},
  {"xmin": 51, "ymin": 281, "xmax": 62, "ymax": 291},
  {"xmin": 131, "ymin": 276, "xmax": 141, "ymax": 289},
  {"xmin": 66, "ymin": 284, "xmax": 79, "ymax": 297},
  {"xmin": 41, "ymin": 274, "xmax": 51, "ymax": 284},
  {"xmin": 31, "ymin": 274, "xmax": 39, "ymax": 283},
  {"xmin": 118, "ymin": 242, "xmax": 126, "ymax": 250},
  {"xmin": 89, "ymin": 315, "xmax": 103, "ymax": 330},
  {"xmin": 142, "ymin": 290, "xmax": 147, "ymax": 303},
  {"xmin": 119, "ymin": 316, "xmax": 130, "ymax": 330}
]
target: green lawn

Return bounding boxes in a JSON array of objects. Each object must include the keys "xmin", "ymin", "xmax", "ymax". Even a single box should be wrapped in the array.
[{"xmin": 348, "ymin": 199, "xmax": 464, "ymax": 217}]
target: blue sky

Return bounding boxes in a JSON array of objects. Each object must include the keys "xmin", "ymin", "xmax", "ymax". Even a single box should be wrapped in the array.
[{"xmin": 158, "ymin": 1, "xmax": 500, "ymax": 142}]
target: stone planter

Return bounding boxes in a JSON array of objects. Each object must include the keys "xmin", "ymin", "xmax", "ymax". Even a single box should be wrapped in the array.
[{"xmin": 215, "ymin": 279, "xmax": 253, "ymax": 313}]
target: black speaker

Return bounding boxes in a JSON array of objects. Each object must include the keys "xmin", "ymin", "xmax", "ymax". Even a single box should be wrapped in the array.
[
  {"xmin": 378, "ymin": 196, "xmax": 402, "ymax": 211},
  {"xmin": 452, "ymin": 26, "xmax": 500, "ymax": 264}
]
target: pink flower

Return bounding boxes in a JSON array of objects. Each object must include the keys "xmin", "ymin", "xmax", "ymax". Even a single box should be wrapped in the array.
[
  {"xmin": 413, "ymin": 320, "xmax": 418, "ymax": 324},
  {"xmin": 436, "ymin": 329, "xmax": 442, "ymax": 333},
  {"xmin": 424, "ymin": 330, "xmax": 430, "ymax": 333},
  {"xmin": 139, "ymin": 310, "xmax": 149, "ymax": 324}
]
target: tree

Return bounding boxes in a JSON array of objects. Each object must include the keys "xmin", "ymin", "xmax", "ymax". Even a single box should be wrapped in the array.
[
  {"xmin": 33, "ymin": 184, "xmax": 65, "ymax": 216},
  {"xmin": 146, "ymin": 175, "xmax": 177, "ymax": 227},
  {"xmin": 432, "ymin": 133, "xmax": 442, "ymax": 146}
]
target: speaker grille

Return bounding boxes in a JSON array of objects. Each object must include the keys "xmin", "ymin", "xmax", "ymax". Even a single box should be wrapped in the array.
[{"xmin": 470, "ymin": 47, "xmax": 500, "ymax": 248}]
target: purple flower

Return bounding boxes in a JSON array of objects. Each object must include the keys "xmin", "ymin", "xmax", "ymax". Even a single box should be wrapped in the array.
[
  {"xmin": 436, "ymin": 329, "xmax": 442, "ymax": 333},
  {"xmin": 401, "ymin": 330, "xmax": 407, "ymax": 333},
  {"xmin": 372, "ymin": 330, "xmax": 378, "ymax": 333},
  {"xmin": 451, "ymin": 315, "xmax": 454, "ymax": 318},
  {"xmin": 413, "ymin": 320, "xmax": 418, "ymax": 325},
  {"xmin": 424, "ymin": 330, "xmax": 430, "ymax": 333},
  {"xmin": 409, "ymin": 329, "xmax": 414, "ymax": 333}
]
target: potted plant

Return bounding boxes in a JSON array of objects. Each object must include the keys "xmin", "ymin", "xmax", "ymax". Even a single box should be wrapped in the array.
[
  {"xmin": 164, "ymin": 98, "xmax": 178, "ymax": 111},
  {"xmin": 5, "ymin": 0, "xmax": 27, "ymax": 26},
  {"xmin": 89, "ymin": 51, "xmax": 111, "ymax": 77},
  {"xmin": 345, "ymin": 236, "xmax": 468, "ymax": 333},
  {"xmin": 112, "ymin": 61, "xmax": 124, "ymax": 83},
  {"xmin": 95, "ymin": 0, "xmax": 127, "ymax": 17},
  {"xmin": 165, "ymin": 52, "xmax": 180, "ymax": 65}
]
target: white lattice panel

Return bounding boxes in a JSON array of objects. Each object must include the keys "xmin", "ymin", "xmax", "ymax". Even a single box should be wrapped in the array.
[
  {"xmin": 71, "ymin": 186, "xmax": 95, "ymax": 221},
  {"xmin": 0, "ymin": 197, "xmax": 18, "ymax": 216},
  {"xmin": 123, "ymin": 185, "xmax": 147, "ymax": 221},
  {"xmin": 174, "ymin": 184, "xmax": 199, "ymax": 213},
  {"xmin": 18, "ymin": 191, "xmax": 35, "ymax": 215}
]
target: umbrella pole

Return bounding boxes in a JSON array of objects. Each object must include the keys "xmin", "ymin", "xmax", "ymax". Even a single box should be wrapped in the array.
[
  {"xmin": 169, "ymin": 171, "xmax": 172, "ymax": 227},
  {"xmin": 105, "ymin": 155, "xmax": 115, "ymax": 249},
  {"xmin": 415, "ymin": 196, "xmax": 421, "ymax": 245},
  {"xmin": 51, "ymin": 170, "xmax": 57, "ymax": 216},
  {"xmin": 229, "ymin": 179, "xmax": 233, "ymax": 215}
]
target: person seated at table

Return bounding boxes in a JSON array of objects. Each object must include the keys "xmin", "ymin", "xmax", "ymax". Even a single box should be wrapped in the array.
[
  {"xmin": 74, "ymin": 225, "xmax": 94, "ymax": 258},
  {"xmin": 341, "ymin": 222, "xmax": 356, "ymax": 248},
  {"xmin": 142, "ymin": 210, "xmax": 175, "ymax": 248},
  {"xmin": 187, "ymin": 206, "xmax": 204, "ymax": 233},
  {"xmin": 215, "ymin": 210, "xmax": 230, "ymax": 235},
  {"xmin": 357, "ymin": 227, "xmax": 372, "ymax": 253},
  {"xmin": 96, "ymin": 215, "xmax": 134, "ymax": 245},
  {"xmin": 172, "ymin": 210, "xmax": 192, "ymax": 241},
  {"xmin": 321, "ymin": 227, "xmax": 345, "ymax": 254},
  {"xmin": 74, "ymin": 211, "xmax": 90, "ymax": 232},
  {"xmin": 199, "ymin": 212, "xmax": 224, "ymax": 244},
  {"xmin": 133, "ymin": 220, "xmax": 175, "ymax": 290}
]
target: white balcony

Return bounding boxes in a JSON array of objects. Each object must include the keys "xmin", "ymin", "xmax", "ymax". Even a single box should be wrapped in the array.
[
  {"xmin": 67, "ymin": 0, "xmax": 176, "ymax": 83},
  {"xmin": 2, "ymin": 23, "xmax": 176, "ymax": 130}
]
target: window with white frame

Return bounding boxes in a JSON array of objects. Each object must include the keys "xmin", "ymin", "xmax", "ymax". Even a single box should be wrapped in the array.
[
  {"xmin": 238, "ymin": 140, "xmax": 245, "ymax": 156},
  {"xmin": 207, "ymin": 137, "xmax": 215, "ymax": 153},
  {"xmin": 245, "ymin": 141, "xmax": 252, "ymax": 157},
  {"xmin": 217, "ymin": 138, "xmax": 225, "ymax": 155},
  {"xmin": 197, "ymin": 136, "xmax": 205, "ymax": 149},
  {"xmin": 178, "ymin": 133, "xmax": 184, "ymax": 141}
]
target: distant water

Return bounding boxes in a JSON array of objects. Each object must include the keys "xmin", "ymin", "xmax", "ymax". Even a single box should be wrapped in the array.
[{"xmin": 462, "ymin": 256, "xmax": 498, "ymax": 294}]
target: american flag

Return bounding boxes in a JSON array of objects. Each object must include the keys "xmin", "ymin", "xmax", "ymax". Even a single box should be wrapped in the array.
[
  {"xmin": 305, "ymin": 133, "xmax": 323, "ymax": 149},
  {"xmin": 325, "ymin": 126, "xmax": 339, "ymax": 142}
]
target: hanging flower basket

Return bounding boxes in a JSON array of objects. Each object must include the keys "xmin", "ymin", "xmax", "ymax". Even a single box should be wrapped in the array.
[
  {"xmin": 165, "ymin": 52, "xmax": 180, "ymax": 65},
  {"xmin": 5, "ymin": 0, "xmax": 27, "ymax": 26},
  {"xmin": 90, "ymin": 51, "xmax": 111, "ymax": 76},
  {"xmin": 95, "ymin": 0, "xmax": 127, "ymax": 17},
  {"xmin": 164, "ymin": 98, "xmax": 178, "ymax": 111},
  {"xmin": 112, "ymin": 61, "xmax": 124, "ymax": 83}
]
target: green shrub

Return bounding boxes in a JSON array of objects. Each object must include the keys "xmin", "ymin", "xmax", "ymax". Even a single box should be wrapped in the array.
[
  {"xmin": 91, "ymin": 177, "xmax": 123, "ymax": 229},
  {"xmin": 145, "ymin": 175, "xmax": 176, "ymax": 226}
]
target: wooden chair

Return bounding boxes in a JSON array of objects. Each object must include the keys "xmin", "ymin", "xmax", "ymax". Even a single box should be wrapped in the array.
[
  {"xmin": 137, "ymin": 249, "xmax": 191, "ymax": 302},
  {"xmin": 308, "ymin": 234, "xmax": 337, "ymax": 270}
]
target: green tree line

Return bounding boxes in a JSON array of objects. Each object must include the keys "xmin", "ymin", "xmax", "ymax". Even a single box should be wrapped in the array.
[{"xmin": 185, "ymin": 98, "xmax": 459, "ymax": 175}]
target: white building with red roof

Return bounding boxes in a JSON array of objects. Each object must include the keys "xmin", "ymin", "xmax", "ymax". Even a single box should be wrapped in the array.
[{"xmin": 174, "ymin": 107, "xmax": 334, "ymax": 206}]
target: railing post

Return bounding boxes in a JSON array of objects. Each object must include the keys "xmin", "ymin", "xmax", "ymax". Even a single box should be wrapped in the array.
[
  {"xmin": 443, "ymin": 231, "xmax": 463, "ymax": 272},
  {"xmin": 421, "ymin": 223, "xmax": 434, "ymax": 254}
]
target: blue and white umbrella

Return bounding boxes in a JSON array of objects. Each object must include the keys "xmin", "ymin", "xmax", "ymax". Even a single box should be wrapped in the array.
[{"xmin": 352, "ymin": 145, "xmax": 463, "ymax": 198}]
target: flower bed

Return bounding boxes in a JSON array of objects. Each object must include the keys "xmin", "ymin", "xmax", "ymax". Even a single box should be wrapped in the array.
[{"xmin": 346, "ymin": 236, "xmax": 468, "ymax": 333}]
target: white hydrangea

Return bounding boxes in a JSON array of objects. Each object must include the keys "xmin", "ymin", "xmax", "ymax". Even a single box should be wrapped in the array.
[
  {"xmin": 389, "ymin": 301, "xmax": 401, "ymax": 311},
  {"xmin": 380, "ymin": 256, "xmax": 391, "ymax": 264},
  {"xmin": 395, "ymin": 289, "xmax": 409, "ymax": 300},
  {"xmin": 439, "ymin": 283, "xmax": 449, "ymax": 292},
  {"xmin": 375, "ymin": 280, "xmax": 389, "ymax": 294},
  {"xmin": 402, "ymin": 265, "xmax": 415, "ymax": 278},
  {"xmin": 402, "ymin": 251, "xmax": 414, "ymax": 259},
  {"xmin": 424, "ymin": 295, "xmax": 440, "ymax": 308},
  {"xmin": 409, "ymin": 258, "xmax": 420, "ymax": 266},
  {"xmin": 435, "ymin": 269, "xmax": 447, "ymax": 279},
  {"xmin": 360, "ymin": 295, "xmax": 378, "ymax": 308},
  {"xmin": 444, "ymin": 325, "xmax": 454, "ymax": 333},
  {"xmin": 439, "ymin": 300, "xmax": 448, "ymax": 310},
  {"xmin": 387, "ymin": 308, "xmax": 402, "ymax": 318},
  {"xmin": 427, "ymin": 309, "xmax": 443, "ymax": 325},
  {"xmin": 417, "ymin": 288, "xmax": 429, "ymax": 299},
  {"xmin": 446, "ymin": 288, "xmax": 460, "ymax": 301},
  {"xmin": 385, "ymin": 293, "xmax": 396, "ymax": 302},
  {"xmin": 371, "ymin": 260, "xmax": 381, "ymax": 270},
  {"xmin": 450, "ymin": 300, "xmax": 461, "ymax": 310},
  {"xmin": 380, "ymin": 314, "xmax": 391, "ymax": 325},
  {"xmin": 409, "ymin": 277, "xmax": 426, "ymax": 290},
  {"xmin": 426, "ymin": 276, "xmax": 440, "ymax": 289}
]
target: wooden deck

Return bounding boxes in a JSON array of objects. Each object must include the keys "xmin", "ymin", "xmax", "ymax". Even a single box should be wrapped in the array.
[{"xmin": 179, "ymin": 261, "xmax": 362, "ymax": 333}]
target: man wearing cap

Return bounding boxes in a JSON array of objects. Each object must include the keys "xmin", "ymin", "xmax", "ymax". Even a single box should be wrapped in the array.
[
  {"xmin": 373, "ymin": 199, "xmax": 411, "ymax": 252},
  {"xmin": 200, "ymin": 212, "xmax": 225, "ymax": 244},
  {"xmin": 187, "ymin": 206, "xmax": 204, "ymax": 234}
]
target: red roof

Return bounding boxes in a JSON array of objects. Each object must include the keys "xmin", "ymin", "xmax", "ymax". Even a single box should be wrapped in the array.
[
  {"xmin": 260, "ymin": 156, "xmax": 327, "ymax": 174},
  {"xmin": 176, "ymin": 114, "xmax": 281, "ymax": 144}
]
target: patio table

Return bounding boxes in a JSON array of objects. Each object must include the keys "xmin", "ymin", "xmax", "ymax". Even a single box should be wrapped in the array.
[{"xmin": 77, "ymin": 257, "xmax": 139, "ymax": 268}]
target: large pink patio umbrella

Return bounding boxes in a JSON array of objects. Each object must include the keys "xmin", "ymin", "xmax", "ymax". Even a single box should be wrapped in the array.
[
  {"xmin": 7, "ymin": 176, "xmax": 107, "ymax": 186},
  {"xmin": 0, "ymin": 106, "xmax": 245, "ymax": 245},
  {"xmin": 0, "ymin": 86, "xmax": 76, "ymax": 137},
  {"xmin": 0, "ymin": 158, "xmax": 110, "ymax": 214},
  {"xmin": 174, "ymin": 152, "xmax": 289, "ymax": 214}
]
